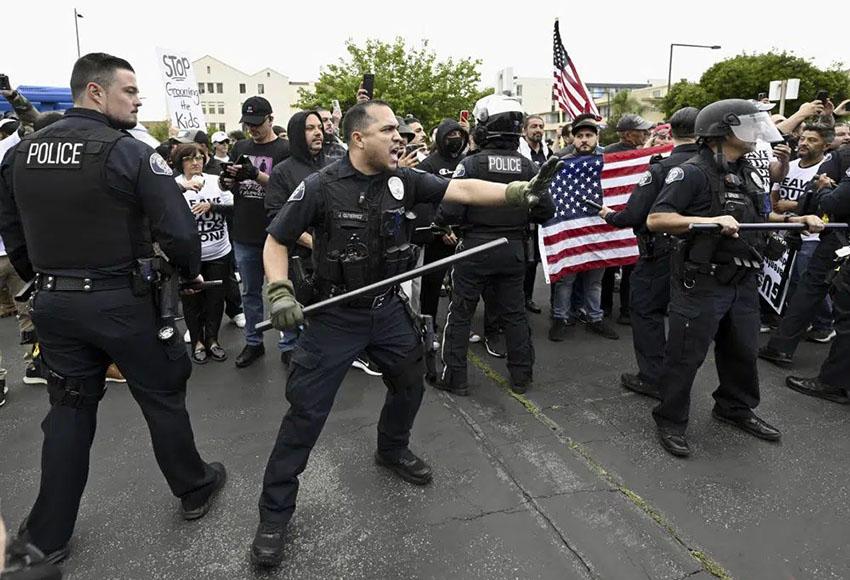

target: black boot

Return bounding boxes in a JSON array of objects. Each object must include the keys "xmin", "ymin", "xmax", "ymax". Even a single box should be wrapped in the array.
[{"xmin": 250, "ymin": 521, "xmax": 287, "ymax": 567}]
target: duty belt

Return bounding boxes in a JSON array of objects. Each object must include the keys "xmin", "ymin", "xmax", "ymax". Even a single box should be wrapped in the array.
[
  {"xmin": 682, "ymin": 260, "xmax": 758, "ymax": 288},
  {"xmin": 35, "ymin": 273, "xmax": 132, "ymax": 292},
  {"xmin": 344, "ymin": 285, "xmax": 397, "ymax": 309},
  {"xmin": 637, "ymin": 233, "xmax": 673, "ymax": 260}
]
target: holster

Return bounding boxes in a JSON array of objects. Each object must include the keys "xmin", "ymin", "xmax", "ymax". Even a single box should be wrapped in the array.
[
  {"xmin": 637, "ymin": 233, "xmax": 673, "ymax": 260},
  {"xmin": 46, "ymin": 368, "xmax": 106, "ymax": 408},
  {"xmin": 397, "ymin": 291, "xmax": 439, "ymax": 383},
  {"xmin": 290, "ymin": 255, "xmax": 316, "ymax": 305},
  {"xmin": 384, "ymin": 244, "xmax": 419, "ymax": 277},
  {"xmin": 131, "ymin": 257, "xmax": 157, "ymax": 296}
]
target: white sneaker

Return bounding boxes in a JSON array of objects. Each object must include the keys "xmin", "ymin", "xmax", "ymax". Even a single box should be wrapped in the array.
[
  {"xmin": 235, "ymin": 272, "xmax": 242, "ymax": 284},
  {"xmin": 468, "ymin": 332, "xmax": 481, "ymax": 344},
  {"xmin": 183, "ymin": 329, "xmax": 191, "ymax": 343},
  {"xmin": 232, "ymin": 313, "xmax": 246, "ymax": 328},
  {"xmin": 352, "ymin": 357, "xmax": 382, "ymax": 377}
]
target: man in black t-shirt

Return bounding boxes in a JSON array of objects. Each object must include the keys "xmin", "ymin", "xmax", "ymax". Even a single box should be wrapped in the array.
[{"xmin": 221, "ymin": 96, "xmax": 290, "ymax": 367}]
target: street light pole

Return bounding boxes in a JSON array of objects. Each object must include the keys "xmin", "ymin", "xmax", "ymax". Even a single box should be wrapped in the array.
[
  {"xmin": 73, "ymin": 9, "xmax": 82, "ymax": 58},
  {"xmin": 667, "ymin": 43, "xmax": 722, "ymax": 94}
]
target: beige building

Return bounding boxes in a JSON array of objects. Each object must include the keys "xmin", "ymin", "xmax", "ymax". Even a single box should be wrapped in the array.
[
  {"xmin": 193, "ymin": 55, "xmax": 314, "ymax": 133},
  {"xmin": 594, "ymin": 80, "xmax": 669, "ymax": 124}
]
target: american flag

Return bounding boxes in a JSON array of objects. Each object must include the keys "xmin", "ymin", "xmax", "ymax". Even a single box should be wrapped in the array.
[
  {"xmin": 539, "ymin": 145, "xmax": 674, "ymax": 284},
  {"xmin": 552, "ymin": 19, "xmax": 599, "ymax": 121}
]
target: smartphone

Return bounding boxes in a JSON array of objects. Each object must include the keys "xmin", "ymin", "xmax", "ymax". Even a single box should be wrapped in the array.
[
  {"xmin": 362, "ymin": 73, "xmax": 375, "ymax": 99},
  {"xmin": 0, "ymin": 74, "xmax": 10, "ymax": 91},
  {"xmin": 459, "ymin": 110, "xmax": 470, "ymax": 123},
  {"xmin": 816, "ymin": 90, "xmax": 829, "ymax": 103},
  {"xmin": 757, "ymin": 92, "xmax": 766, "ymax": 101},
  {"xmin": 405, "ymin": 143, "xmax": 424, "ymax": 155},
  {"xmin": 332, "ymin": 99, "xmax": 341, "ymax": 116}
]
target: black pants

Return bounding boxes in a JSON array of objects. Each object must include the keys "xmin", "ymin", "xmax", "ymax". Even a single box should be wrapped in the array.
[
  {"xmin": 181, "ymin": 257, "xmax": 229, "ymax": 345},
  {"xmin": 652, "ymin": 272, "xmax": 761, "ymax": 434},
  {"xmin": 602, "ymin": 265, "xmax": 633, "ymax": 314},
  {"xmin": 420, "ymin": 239, "xmax": 454, "ymax": 322},
  {"xmin": 259, "ymin": 295, "xmax": 424, "ymax": 525},
  {"xmin": 224, "ymin": 250, "xmax": 243, "ymax": 319},
  {"xmin": 818, "ymin": 259, "xmax": 850, "ymax": 386},
  {"xmin": 629, "ymin": 255, "xmax": 671, "ymax": 385},
  {"xmin": 27, "ymin": 287, "xmax": 216, "ymax": 552},
  {"xmin": 767, "ymin": 235, "xmax": 840, "ymax": 356},
  {"xmin": 441, "ymin": 238, "xmax": 533, "ymax": 387}
]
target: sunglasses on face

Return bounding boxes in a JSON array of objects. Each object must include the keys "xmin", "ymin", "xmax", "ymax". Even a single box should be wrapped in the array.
[{"xmin": 183, "ymin": 154, "xmax": 205, "ymax": 162}]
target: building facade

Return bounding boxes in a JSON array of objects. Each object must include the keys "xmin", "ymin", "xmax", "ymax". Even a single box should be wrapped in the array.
[{"xmin": 192, "ymin": 55, "xmax": 314, "ymax": 133}]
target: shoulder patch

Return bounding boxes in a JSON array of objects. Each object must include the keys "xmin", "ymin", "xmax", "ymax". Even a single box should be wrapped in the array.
[
  {"xmin": 288, "ymin": 181, "xmax": 305, "ymax": 202},
  {"xmin": 638, "ymin": 171, "xmax": 653, "ymax": 187},
  {"xmin": 665, "ymin": 167, "xmax": 684, "ymax": 184},
  {"xmin": 749, "ymin": 171, "xmax": 766, "ymax": 191},
  {"xmin": 149, "ymin": 152, "xmax": 172, "ymax": 176},
  {"xmin": 452, "ymin": 164, "xmax": 466, "ymax": 178}
]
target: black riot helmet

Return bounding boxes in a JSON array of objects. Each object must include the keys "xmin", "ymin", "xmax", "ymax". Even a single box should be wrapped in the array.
[
  {"xmin": 694, "ymin": 99, "xmax": 782, "ymax": 144},
  {"xmin": 472, "ymin": 95, "xmax": 525, "ymax": 141},
  {"xmin": 668, "ymin": 106, "xmax": 700, "ymax": 139}
]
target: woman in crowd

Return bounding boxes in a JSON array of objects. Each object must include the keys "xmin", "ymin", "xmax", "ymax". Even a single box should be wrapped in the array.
[{"xmin": 172, "ymin": 143, "xmax": 234, "ymax": 364}]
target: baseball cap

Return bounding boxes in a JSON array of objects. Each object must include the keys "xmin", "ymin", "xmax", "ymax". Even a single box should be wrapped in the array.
[
  {"xmin": 395, "ymin": 116, "xmax": 414, "ymax": 140},
  {"xmin": 174, "ymin": 129, "xmax": 209, "ymax": 145},
  {"xmin": 240, "ymin": 96, "xmax": 273, "ymax": 125},
  {"xmin": 616, "ymin": 114, "xmax": 654, "ymax": 131},
  {"xmin": 571, "ymin": 117, "xmax": 598, "ymax": 135},
  {"xmin": 210, "ymin": 131, "xmax": 229, "ymax": 144}
]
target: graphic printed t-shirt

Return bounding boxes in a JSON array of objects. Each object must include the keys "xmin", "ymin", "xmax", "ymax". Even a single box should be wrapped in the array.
[{"xmin": 229, "ymin": 138, "xmax": 290, "ymax": 245}]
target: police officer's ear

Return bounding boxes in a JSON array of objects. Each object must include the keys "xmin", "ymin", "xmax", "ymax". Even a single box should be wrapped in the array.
[
  {"xmin": 86, "ymin": 82, "xmax": 104, "ymax": 103},
  {"xmin": 349, "ymin": 130, "xmax": 366, "ymax": 150}
]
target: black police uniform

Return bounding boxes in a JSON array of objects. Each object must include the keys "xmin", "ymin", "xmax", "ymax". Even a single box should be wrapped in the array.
[
  {"xmin": 605, "ymin": 143, "xmax": 698, "ymax": 387},
  {"xmin": 650, "ymin": 147, "xmax": 770, "ymax": 434},
  {"xmin": 0, "ymin": 108, "xmax": 219, "ymax": 554},
  {"xmin": 438, "ymin": 146, "xmax": 553, "ymax": 391},
  {"xmin": 259, "ymin": 154, "xmax": 449, "ymax": 525}
]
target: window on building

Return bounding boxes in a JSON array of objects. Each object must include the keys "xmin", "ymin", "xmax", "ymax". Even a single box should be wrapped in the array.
[
  {"xmin": 652, "ymin": 90, "xmax": 662, "ymax": 98},
  {"xmin": 207, "ymin": 82, "xmax": 214, "ymax": 93},
  {"xmin": 219, "ymin": 123, "xmax": 226, "ymax": 131},
  {"xmin": 201, "ymin": 103, "xmax": 207, "ymax": 114},
  {"xmin": 206, "ymin": 65, "xmax": 210, "ymax": 74},
  {"xmin": 216, "ymin": 83, "xmax": 223, "ymax": 93},
  {"xmin": 258, "ymin": 83, "xmax": 265, "ymax": 95},
  {"xmin": 266, "ymin": 72, "xmax": 270, "ymax": 78},
  {"xmin": 239, "ymin": 83, "xmax": 246, "ymax": 94},
  {"xmin": 516, "ymin": 84, "xmax": 523, "ymax": 97},
  {"xmin": 218, "ymin": 103, "xmax": 225, "ymax": 115},
  {"xmin": 198, "ymin": 83, "xmax": 205, "ymax": 94}
]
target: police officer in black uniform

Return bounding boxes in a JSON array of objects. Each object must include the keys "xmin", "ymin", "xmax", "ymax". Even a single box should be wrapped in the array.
[
  {"xmin": 436, "ymin": 95, "xmax": 555, "ymax": 396},
  {"xmin": 0, "ymin": 54, "xmax": 225, "ymax": 563},
  {"xmin": 599, "ymin": 107, "xmax": 700, "ymax": 399},
  {"xmin": 646, "ymin": 99, "xmax": 824, "ymax": 457},
  {"xmin": 250, "ymin": 100, "xmax": 560, "ymax": 567}
]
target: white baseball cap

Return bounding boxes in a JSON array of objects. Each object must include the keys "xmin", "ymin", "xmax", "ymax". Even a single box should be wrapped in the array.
[{"xmin": 211, "ymin": 131, "xmax": 229, "ymax": 143}]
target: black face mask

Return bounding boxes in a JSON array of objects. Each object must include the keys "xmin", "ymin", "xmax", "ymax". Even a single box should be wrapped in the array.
[{"xmin": 445, "ymin": 136, "xmax": 465, "ymax": 155}]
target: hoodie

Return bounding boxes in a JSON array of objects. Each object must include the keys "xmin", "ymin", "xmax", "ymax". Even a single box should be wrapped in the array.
[
  {"xmin": 413, "ymin": 119, "xmax": 469, "ymax": 244},
  {"xmin": 265, "ymin": 111, "xmax": 329, "ymax": 219}
]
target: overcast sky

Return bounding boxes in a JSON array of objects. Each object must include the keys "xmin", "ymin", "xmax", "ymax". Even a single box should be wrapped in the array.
[{"xmin": 6, "ymin": 1, "xmax": 845, "ymax": 121}]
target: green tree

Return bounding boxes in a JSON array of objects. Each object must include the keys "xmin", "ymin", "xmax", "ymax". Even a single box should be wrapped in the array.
[
  {"xmin": 143, "ymin": 120, "xmax": 170, "ymax": 143},
  {"xmin": 659, "ymin": 81, "xmax": 712, "ymax": 118},
  {"xmin": 600, "ymin": 90, "xmax": 647, "ymax": 146},
  {"xmin": 296, "ymin": 37, "xmax": 493, "ymax": 135},
  {"xmin": 696, "ymin": 52, "xmax": 849, "ymax": 117}
]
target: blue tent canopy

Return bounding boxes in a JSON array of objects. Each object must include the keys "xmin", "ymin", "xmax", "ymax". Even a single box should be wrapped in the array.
[{"xmin": 0, "ymin": 86, "xmax": 73, "ymax": 114}]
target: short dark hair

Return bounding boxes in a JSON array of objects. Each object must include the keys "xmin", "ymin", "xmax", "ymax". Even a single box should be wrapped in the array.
[
  {"xmin": 342, "ymin": 100, "xmax": 391, "ymax": 143},
  {"xmin": 560, "ymin": 124, "xmax": 571, "ymax": 138},
  {"xmin": 802, "ymin": 123, "xmax": 835, "ymax": 144},
  {"xmin": 524, "ymin": 115, "xmax": 544, "ymax": 129},
  {"xmin": 170, "ymin": 143, "xmax": 206, "ymax": 169},
  {"xmin": 70, "ymin": 52, "xmax": 135, "ymax": 101},
  {"xmin": 403, "ymin": 115, "xmax": 421, "ymax": 126}
]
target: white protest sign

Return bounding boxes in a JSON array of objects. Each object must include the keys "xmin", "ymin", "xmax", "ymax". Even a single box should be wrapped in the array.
[
  {"xmin": 759, "ymin": 249, "xmax": 797, "ymax": 314},
  {"xmin": 156, "ymin": 48, "xmax": 206, "ymax": 131}
]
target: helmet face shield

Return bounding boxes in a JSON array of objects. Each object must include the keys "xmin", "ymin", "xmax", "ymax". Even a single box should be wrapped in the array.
[{"xmin": 729, "ymin": 111, "xmax": 782, "ymax": 144}]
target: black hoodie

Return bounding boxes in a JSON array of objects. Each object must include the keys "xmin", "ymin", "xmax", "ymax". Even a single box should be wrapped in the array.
[
  {"xmin": 265, "ymin": 111, "xmax": 329, "ymax": 219},
  {"xmin": 418, "ymin": 119, "xmax": 469, "ymax": 177}
]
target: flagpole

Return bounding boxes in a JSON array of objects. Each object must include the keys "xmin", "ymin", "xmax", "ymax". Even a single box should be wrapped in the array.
[{"xmin": 74, "ymin": 8, "xmax": 81, "ymax": 58}]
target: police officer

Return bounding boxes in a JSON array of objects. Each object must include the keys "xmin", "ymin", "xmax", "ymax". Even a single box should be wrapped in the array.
[
  {"xmin": 646, "ymin": 99, "xmax": 824, "ymax": 457},
  {"xmin": 0, "ymin": 53, "xmax": 226, "ymax": 563},
  {"xmin": 599, "ymin": 107, "xmax": 700, "ymax": 400},
  {"xmin": 250, "ymin": 100, "xmax": 560, "ymax": 567},
  {"xmin": 436, "ymin": 95, "xmax": 555, "ymax": 396}
]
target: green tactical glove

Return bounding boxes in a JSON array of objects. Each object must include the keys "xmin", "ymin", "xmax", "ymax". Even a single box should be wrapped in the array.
[
  {"xmin": 265, "ymin": 279, "xmax": 304, "ymax": 331},
  {"xmin": 504, "ymin": 156, "xmax": 564, "ymax": 207}
]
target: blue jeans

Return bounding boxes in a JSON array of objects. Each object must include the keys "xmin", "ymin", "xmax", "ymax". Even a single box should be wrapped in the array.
[
  {"xmin": 233, "ymin": 242, "xmax": 265, "ymax": 346},
  {"xmin": 552, "ymin": 268, "xmax": 604, "ymax": 322},
  {"xmin": 789, "ymin": 240, "xmax": 833, "ymax": 332}
]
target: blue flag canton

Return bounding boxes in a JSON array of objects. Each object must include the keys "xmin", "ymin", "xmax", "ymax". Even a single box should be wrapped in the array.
[{"xmin": 549, "ymin": 155, "xmax": 604, "ymax": 220}]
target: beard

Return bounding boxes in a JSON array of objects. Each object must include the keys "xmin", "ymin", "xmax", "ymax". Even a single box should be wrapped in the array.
[{"xmin": 107, "ymin": 113, "xmax": 137, "ymax": 131}]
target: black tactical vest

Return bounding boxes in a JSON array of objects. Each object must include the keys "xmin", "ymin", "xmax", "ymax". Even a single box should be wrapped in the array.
[
  {"xmin": 460, "ymin": 149, "xmax": 537, "ymax": 239},
  {"xmin": 312, "ymin": 168, "xmax": 416, "ymax": 293},
  {"xmin": 684, "ymin": 153, "xmax": 766, "ymax": 264},
  {"xmin": 12, "ymin": 123, "xmax": 151, "ymax": 271}
]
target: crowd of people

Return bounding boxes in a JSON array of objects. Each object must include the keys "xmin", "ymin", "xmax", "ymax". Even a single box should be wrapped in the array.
[{"xmin": 1, "ymin": 50, "xmax": 850, "ymax": 574}]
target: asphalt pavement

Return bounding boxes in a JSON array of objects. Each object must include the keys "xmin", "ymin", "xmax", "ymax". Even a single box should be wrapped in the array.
[{"xmin": 1, "ymin": 280, "xmax": 848, "ymax": 580}]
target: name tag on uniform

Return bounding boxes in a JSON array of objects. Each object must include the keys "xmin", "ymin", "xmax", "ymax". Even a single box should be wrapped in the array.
[
  {"xmin": 25, "ymin": 141, "xmax": 84, "ymax": 169},
  {"xmin": 487, "ymin": 155, "xmax": 522, "ymax": 174}
]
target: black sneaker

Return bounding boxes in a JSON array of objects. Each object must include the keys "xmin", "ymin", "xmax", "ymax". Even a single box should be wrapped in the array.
[
  {"xmin": 548, "ymin": 319, "xmax": 571, "ymax": 342},
  {"xmin": 181, "ymin": 462, "xmax": 227, "ymax": 520},
  {"xmin": 621, "ymin": 373, "xmax": 660, "ymax": 400},
  {"xmin": 586, "ymin": 320, "xmax": 619, "ymax": 340},
  {"xmin": 616, "ymin": 309, "xmax": 631, "ymax": 326},
  {"xmin": 235, "ymin": 344, "xmax": 265, "ymax": 368},
  {"xmin": 510, "ymin": 379, "xmax": 531, "ymax": 395},
  {"xmin": 352, "ymin": 356, "xmax": 382, "ymax": 376},
  {"xmin": 484, "ymin": 334, "xmax": 507, "ymax": 358},
  {"xmin": 23, "ymin": 359, "xmax": 47, "ymax": 385},
  {"xmin": 280, "ymin": 350, "xmax": 292, "ymax": 365},
  {"xmin": 250, "ymin": 521, "xmax": 287, "ymax": 568},
  {"xmin": 0, "ymin": 378, "xmax": 6, "ymax": 407},
  {"xmin": 432, "ymin": 380, "xmax": 469, "ymax": 396},
  {"xmin": 525, "ymin": 300, "xmax": 542, "ymax": 314},
  {"xmin": 806, "ymin": 328, "xmax": 836, "ymax": 343},
  {"xmin": 758, "ymin": 346, "xmax": 792, "ymax": 367},
  {"xmin": 375, "ymin": 449, "xmax": 433, "ymax": 485},
  {"xmin": 16, "ymin": 516, "xmax": 70, "ymax": 565}
]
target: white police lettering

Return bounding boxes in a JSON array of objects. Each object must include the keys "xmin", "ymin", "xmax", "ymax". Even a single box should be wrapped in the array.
[
  {"xmin": 26, "ymin": 142, "xmax": 84, "ymax": 166},
  {"xmin": 388, "ymin": 176, "xmax": 404, "ymax": 200},
  {"xmin": 288, "ymin": 181, "xmax": 305, "ymax": 202},
  {"xmin": 665, "ymin": 167, "xmax": 685, "ymax": 184},
  {"xmin": 488, "ymin": 155, "xmax": 522, "ymax": 174},
  {"xmin": 638, "ymin": 171, "xmax": 652, "ymax": 187},
  {"xmin": 149, "ymin": 152, "xmax": 173, "ymax": 176},
  {"xmin": 452, "ymin": 164, "xmax": 466, "ymax": 178}
]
